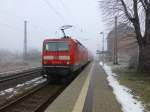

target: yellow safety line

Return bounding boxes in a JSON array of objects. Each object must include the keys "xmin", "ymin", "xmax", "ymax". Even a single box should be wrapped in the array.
[{"xmin": 72, "ymin": 62, "xmax": 94, "ymax": 112}]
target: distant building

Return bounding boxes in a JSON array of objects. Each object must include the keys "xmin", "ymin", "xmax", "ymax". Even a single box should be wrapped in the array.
[{"xmin": 107, "ymin": 24, "xmax": 138, "ymax": 67}]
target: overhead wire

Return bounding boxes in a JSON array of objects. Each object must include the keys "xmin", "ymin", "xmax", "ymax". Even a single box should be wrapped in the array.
[
  {"xmin": 0, "ymin": 20, "xmax": 22, "ymax": 32},
  {"xmin": 55, "ymin": 0, "xmax": 85, "ymax": 39},
  {"xmin": 42, "ymin": 0, "xmax": 67, "ymax": 23},
  {"xmin": 0, "ymin": 10, "xmax": 24, "ymax": 32},
  {"xmin": 0, "ymin": 0, "xmax": 84, "ymax": 39},
  {"xmin": 59, "ymin": 0, "xmax": 79, "ymax": 26},
  {"xmin": 0, "ymin": 1, "xmax": 64, "ymax": 38},
  {"xmin": 42, "ymin": 0, "xmax": 86, "ymax": 39},
  {"xmin": 1, "ymin": 8, "xmax": 57, "ymax": 37},
  {"xmin": 60, "ymin": 0, "xmax": 85, "ymax": 40}
]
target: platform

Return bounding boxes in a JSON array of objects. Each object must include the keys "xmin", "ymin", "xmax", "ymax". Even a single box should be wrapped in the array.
[{"xmin": 45, "ymin": 61, "xmax": 122, "ymax": 112}]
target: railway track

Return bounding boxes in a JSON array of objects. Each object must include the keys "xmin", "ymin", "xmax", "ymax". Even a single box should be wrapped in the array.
[
  {"xmin": 0, "ymin": 67, "xmax": 42, "ymax": 90},
  {"xmin": 0, "ymin": 66, "xmax": 83, "ymax": 112},
  {"xmin": 0, "ymin": 67, "xmax": 42, "ymax": 82},
  {"xmin": 0, "ymin": 82, "xmax": 65, "ymax": 112}
]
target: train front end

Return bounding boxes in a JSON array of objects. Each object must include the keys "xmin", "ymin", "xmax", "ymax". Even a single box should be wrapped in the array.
[{"xmin": 42, "ymin": 38, "xmax": 73, "ymax": 79}]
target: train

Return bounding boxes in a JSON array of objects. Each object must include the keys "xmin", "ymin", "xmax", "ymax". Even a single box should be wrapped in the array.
[{"xmin": 42, "ymin": 36, "xmax": 93, "ymax": 81}]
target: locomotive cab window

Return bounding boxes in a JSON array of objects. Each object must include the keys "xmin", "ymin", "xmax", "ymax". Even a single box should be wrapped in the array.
[{"xmin": 44, "ymin": 42, "xmax": 69, "ymax": 51}]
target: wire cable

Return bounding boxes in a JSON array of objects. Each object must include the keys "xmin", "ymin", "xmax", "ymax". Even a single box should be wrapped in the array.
[{"xmin": 43, "ymin": 0, "xmax": 67, "ymax": 23}]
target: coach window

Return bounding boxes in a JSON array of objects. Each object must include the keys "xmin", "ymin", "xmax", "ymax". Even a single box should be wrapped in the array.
[
  {"xmin": 45, "ymin": 44, "xmax": 49, "ymax": 51},
  {"xmin": 57, "ymin": 42, "xmax": 69, "ymax": 51}
]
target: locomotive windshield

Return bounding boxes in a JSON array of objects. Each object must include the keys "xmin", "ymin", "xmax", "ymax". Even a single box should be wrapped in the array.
[{"xmin": 44, "ymin": 42, "xmax": 69, "ymax": 51}]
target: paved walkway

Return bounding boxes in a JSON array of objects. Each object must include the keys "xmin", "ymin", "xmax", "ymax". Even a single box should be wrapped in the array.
[
  {"xmin": 45, "ymin": 62, "xmax": 93, "ymax": 112},
  {"xmin": 91, "ymin": 62, "xmax": 122, "ymax": 112},
  {"xmin": 45, "ymin": 61, "xmax": 122, "ymax": 112}
]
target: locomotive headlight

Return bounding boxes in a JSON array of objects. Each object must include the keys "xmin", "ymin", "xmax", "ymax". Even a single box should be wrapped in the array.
[
  {"xmin": 67, "ymin": 61, "xmax": 70, "ymax": 64},
  {"xmin": 59, "ymin": 56, "xmax": 70, "ymax": 60},
  {"xmin": 43, "ymin": 56, "xmax": 54, "ymax": 60}
]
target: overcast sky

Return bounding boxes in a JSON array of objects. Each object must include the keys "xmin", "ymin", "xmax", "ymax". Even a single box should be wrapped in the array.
[{"xmin": 0, "ymin": 0, "xmax": 105, "ymax": 54}]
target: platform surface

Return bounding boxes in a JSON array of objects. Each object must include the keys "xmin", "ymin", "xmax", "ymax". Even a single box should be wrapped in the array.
[{"xmin": 45, "ymin": 61, "xmax": 122, "ymax": 112}]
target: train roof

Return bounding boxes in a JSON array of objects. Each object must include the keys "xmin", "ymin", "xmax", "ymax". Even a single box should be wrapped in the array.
[
  {"xmin": 43, "ymin": 37, "xmax": 87, "ymax": 49},
  {"xmin": 44, "ymin": 37, "xmax": 72, "ymax": 42}
]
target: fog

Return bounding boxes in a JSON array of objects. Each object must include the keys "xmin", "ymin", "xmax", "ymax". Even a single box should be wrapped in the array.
[{"xmin": 0, "ymin": 0, "xmax": 105, "ymax": 55}]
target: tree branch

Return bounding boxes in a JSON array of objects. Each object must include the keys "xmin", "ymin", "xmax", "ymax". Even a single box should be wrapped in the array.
[
  {"xmin": 139, "ymin": 0, "xmax": 147, "ymax": 10},
  {"xmin": 119, "ymin": 0, "xmax": 133, "ymax": 20},
  {"xmin": 144, "ymin": 0, "xmax": 148, "ymax": 4}
]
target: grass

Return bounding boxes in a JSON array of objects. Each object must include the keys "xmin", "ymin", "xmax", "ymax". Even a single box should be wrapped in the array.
[{"xmin": 112, "ymin": 66, "xmax": 150, "ymax": 112}]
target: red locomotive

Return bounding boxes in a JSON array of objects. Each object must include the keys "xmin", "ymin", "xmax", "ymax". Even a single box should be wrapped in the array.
[{"xmin": 42, "ymin": 37, "xmax": 93, "ymax": 81}]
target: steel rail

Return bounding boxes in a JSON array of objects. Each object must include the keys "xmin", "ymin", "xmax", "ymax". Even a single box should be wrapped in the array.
[
  {"xmin": 0, "ymin": 68, "xmax": 42, "ymax": 83},
  {"xmin": 0, "ymin": 81, "xmax": 48, "ymax": 111}
]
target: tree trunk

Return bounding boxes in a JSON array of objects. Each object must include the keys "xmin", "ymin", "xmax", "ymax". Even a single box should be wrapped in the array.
[
  {"xmin": 137, "ymin": 9, "xmax": 150, "ymax": 73},
  {"xmin": 138, "ymin": 44, "xmax": 150, "ymax": 73}
]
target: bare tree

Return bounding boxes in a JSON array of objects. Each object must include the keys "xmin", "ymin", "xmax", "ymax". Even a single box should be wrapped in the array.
[{"xmin": 100, "ymin": 0, "xmax": 150, "ymax": 72}]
